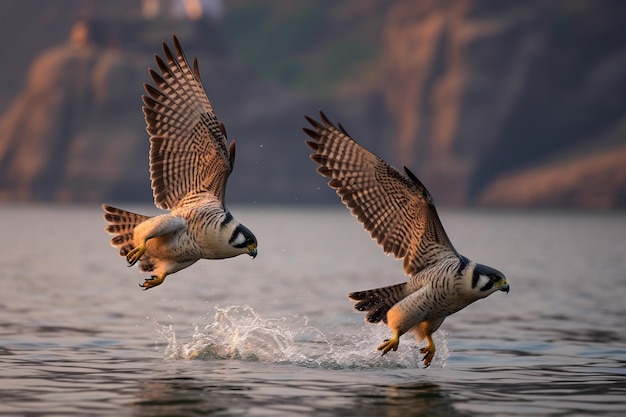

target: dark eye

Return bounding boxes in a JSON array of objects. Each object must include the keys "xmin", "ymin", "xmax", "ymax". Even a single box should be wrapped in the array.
[{"xmin": 491, "ymin": 276, "xmax": 502, "ymax": 282}]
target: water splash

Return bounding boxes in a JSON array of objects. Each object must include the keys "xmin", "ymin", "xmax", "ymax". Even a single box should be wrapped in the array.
[{"xmin": 157, "ymin": 305, "xmax": 449, "ymax": 369}]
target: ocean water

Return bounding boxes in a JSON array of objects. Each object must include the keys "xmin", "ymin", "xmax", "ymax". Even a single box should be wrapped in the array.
[{"xmin": 1, "ymin": 205, "xmax": 625, "ymax": 416}]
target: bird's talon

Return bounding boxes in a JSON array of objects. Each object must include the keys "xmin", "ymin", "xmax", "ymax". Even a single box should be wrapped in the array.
[
  {"xmin": 139, "ymin": 275, "xmax": 165, "ymax": 290},
  {"xmin": 126, "ymin": 244, "xmax": 146, "ymax": 266},
  {"xmin": 419, "ymin": 345, "xmax": 435, "ymax": 367},
  {"xmin": 377, "ymin": 335, "xmax": 400, "ymax": 356}
]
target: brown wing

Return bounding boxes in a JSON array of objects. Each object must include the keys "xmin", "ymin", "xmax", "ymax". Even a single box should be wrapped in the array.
[
  {"xmin": 142, "ymin": 35, "xmax": 234, "ymax": 210},
  {"xmin": 303, "ymin": 111, "xmax": 458, "ymax": 276}
]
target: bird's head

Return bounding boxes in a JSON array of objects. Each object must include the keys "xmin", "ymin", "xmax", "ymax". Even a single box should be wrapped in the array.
[
  {"xmin": 468, "ymin": 262, "xmax": 508, "ymax": 298},
  {"xmin": 229, "ymin": 223, "xmax": 257, "ymax": 258}
]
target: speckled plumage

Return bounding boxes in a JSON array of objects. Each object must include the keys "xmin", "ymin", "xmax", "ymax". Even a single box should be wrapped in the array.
[
  {"xmin": 303, "ymin": 111, "xmax": 508, "ymax": 367},
  {"xmin": 103, "ymin": 36, "xmax": 257, "ymax": 290}
]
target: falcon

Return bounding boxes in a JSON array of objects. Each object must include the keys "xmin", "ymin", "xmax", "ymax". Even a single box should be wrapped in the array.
[
  {"xmin": 303, "ymin": 111, "xmax": 509, "ymax": 367},
  {"xmin": 103, "ymin": 36, "xmax": 257, "ymax": 290}
]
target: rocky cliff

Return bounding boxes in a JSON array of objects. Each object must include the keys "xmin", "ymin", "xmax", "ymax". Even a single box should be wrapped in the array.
[
  {"xmin": 0, "ymin": 16, "xmax": 317, "ymax": 204},
  {"xmin": 381, "ymin": 0, "xmax": 626, "ymax": 207},
  {"xmin": 0, "ymin": 22, "xmax": 150, "ymax": 201},
  {"xmin": 1, "ymin": 0, "xmax": 625, "ymax": 208}
]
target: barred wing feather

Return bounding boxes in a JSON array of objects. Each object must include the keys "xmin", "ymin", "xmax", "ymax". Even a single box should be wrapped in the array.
[
  {"xmin": 142, "ymin": 35, "xmax": 233, "ymax": 209},
  {"xmin": 303, "ymin": 111, "xmax": 458, "ymax": 276}
]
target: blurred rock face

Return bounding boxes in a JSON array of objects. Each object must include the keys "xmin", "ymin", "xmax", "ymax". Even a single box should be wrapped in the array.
[
  {"xmin": 0, "ymin": 21, "xmax": 150, "ymax": 201},
  {"xmin": 0, "ymin": 17, "xmax": 309, "ymax": 204},
  {"xmin": 1, "ymin": 1, "xmax": 625, "ymax": 208},
  {"xmin": 381, "ymin": 0, "xmax": 626, "ymax": 207}
]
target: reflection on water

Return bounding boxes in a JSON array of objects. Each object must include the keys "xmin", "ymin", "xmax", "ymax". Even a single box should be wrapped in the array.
[
  {"xmin": 1, "ymin": 206, "xmax": 625, "ymax": 416},
  {"xmin": 131, "ymin": 371, "xmax": 467, "ymax": 417}
]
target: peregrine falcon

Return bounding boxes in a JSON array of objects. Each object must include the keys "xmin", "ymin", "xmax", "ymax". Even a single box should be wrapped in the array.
[
  {"xmin": 303, "ymin": 111, "xmax": 509, "ymax": 367},
  {"xmin": 102, "ymin": 36, "xmax": 257, "ymax": 290}
]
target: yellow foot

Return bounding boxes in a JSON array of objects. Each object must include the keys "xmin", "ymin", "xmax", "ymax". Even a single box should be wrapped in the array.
[
  {"xmin": 419, "ymin": 342, "xmax": 436, "ymax": 368},
  {"xmin": 126, "ymin": 243, "xmax": 146, "ymax": 266},
  {"xmin": 139, "ymin": 275, "xmax": 166, "ymax": 290},
  {"xmin": 377, "ymin": 333, "xmax": 400, "ymax": 356}
]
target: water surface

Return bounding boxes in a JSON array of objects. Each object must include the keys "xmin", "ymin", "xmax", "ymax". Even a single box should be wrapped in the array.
[{"xmin": 1, "ymin": 205, "xmax": 625, "ymax": 416}]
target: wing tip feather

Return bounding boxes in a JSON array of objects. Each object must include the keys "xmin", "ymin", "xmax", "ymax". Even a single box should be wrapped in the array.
[
  {"xmin": 302, "ymin": 127, "xmax": 321, "ymax": 140},
  {"xmin": 172, "ymin": 34, "xmax": 182, "ymax": 55},
  {"xmin": 305, "ymin": 140, "xmax": 319, "ymax": 152},
  {"xmin": 316, "ymin": 166, "xmax": 332, "ymax": 177},
  {"xmin": 162, "ymin": 40, "xmax": 175, "ymax": 63},
  {"xmin": 318, "ymin": 110, "xmax": 332, "ymax": 127},
  {"xmin": 155, "ymin": 54, "xmax": 170, "ymax": 75},
  {"xmin": 304, "ymin": 114, "xmax": 324, "ymax": 130}
]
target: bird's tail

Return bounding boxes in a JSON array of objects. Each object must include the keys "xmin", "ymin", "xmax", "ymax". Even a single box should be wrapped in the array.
[
  {"xmin": 102, "ymin": 204, "xmax": 151, "ymax": 257},
  {"xmin": 348, "ymin": 283, "xmax": 409, "ymax": 324}
]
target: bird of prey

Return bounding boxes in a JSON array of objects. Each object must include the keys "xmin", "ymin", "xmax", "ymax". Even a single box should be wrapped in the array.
[
  {"xmin": 102, "ymin": 36, "xmax": 257, "ymax": 290},
  {"xmin": 303, "ymin": 111, "xmax": 509, "ymax": 367}
]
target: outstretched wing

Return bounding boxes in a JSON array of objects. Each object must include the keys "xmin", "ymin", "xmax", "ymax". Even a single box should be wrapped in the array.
[
  {"xmin": 143, "ymin": 35, "xmax": 235, "ymax": 210},
  {"xmin": 303, "ymin": 111, "xmax": 458, "ymax": 276}
]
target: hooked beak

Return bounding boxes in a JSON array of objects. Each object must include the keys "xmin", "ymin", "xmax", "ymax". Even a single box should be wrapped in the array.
[
  {"xmin": 248, "ymin": 244, "xmax": 257, "ymax": 259},
  {"xmin": 499, "ymin": 279, "xmax": 510, "ymax": 293}
]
